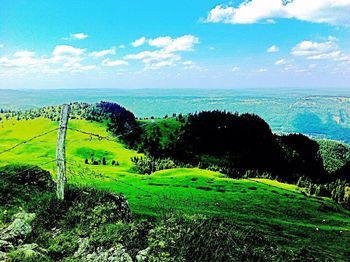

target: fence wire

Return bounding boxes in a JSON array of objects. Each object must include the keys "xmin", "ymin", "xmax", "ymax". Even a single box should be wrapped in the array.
[{"xmin": 0, "ymin": 125, "xmax": 205, "ymax": 210}]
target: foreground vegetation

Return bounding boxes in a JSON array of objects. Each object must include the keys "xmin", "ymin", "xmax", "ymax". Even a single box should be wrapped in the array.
[
  {"xmin": 0, "ymin": 102, "xmax": 350, "ymax": 260},
  {"xmin": 1, "ymin": 165, "xmax": 349, "ymax": 261}
]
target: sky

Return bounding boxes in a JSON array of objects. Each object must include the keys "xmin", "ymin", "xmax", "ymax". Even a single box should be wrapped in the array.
[{"xmin": 0, "ymin": 0, "xmax": 350, "ymax": 89}]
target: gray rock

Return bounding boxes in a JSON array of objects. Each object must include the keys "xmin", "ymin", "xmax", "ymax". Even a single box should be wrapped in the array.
[
  {"xmin": 79, "ymin": 244, "xmax": 132, "ymax": 262},
  {"xmin": 74, "ymin": 238, "xmax": 90, "ymax": 258},
  {"xmin": 0, "ymin": 240, "xmax": 14, "ymax": 252},
  {"xmin": 0, "ymin": 251, "xmax": 7, "ymax": 262},
  {"xmin": 136, "ymin": 247, "xmax": 150, "ymax": 262},
  {"xmin": 0, "ymin": 213, "xmax": 36, "ymax": 242},
  {"xmin": 13, "ymin": 213, "xmax": 36, "ymax": 223}
]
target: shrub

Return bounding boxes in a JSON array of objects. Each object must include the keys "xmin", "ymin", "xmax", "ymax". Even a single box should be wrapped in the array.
[
  {"xmin": 131, "ymin": 156, "xmax": 177, "ymax": 175},
  {"xmin": 0, "ymin": 165, "xmax": 54, "ymax": 192},
  {"xmin": 47, "ymin": 231, "xmax": 79, "ymax": 260},
  {"xmin": 63, "ymin": 187, "xmax": 132, "ymax": 230}
]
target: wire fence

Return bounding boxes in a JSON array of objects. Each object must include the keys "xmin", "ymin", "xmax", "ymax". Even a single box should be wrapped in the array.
[
  {"xmin": 0, "ymin": 125, "xmax": 200, "ymax": 210},
  {"xmin": 0, "ymin": 123, "xmax": 246, "ymax": 218},
  {"xmin": 0, "ymin": 128, "xmax": 58, "ymax": 156},
  {"xmin": 67, "ymin": 127, "xmax": 118, "ymax": 142}
]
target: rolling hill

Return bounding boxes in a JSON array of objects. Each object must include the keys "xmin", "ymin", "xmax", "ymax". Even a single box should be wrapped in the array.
[{"xmin": 0, "ymin": 113, "xmax": 350, "ymax": 259}]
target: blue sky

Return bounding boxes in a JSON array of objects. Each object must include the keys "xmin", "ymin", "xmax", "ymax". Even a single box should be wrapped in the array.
[{"xmin": 1, "ymin": 0, "xmax": 350, "ymax": 89}]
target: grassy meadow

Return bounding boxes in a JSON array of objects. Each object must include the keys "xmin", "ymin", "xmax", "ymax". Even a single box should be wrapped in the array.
[{"xmin": 0, "ymin": 116, "xmax": 350, "ymax": 258}]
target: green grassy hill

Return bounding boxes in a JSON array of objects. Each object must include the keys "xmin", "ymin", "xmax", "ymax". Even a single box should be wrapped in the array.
[
  {"xmin": 0, "ymin": 116, "xmax": 350, "ymax": 259},
  {"xmin": 0, "ymin": 117, "xmax": 142, "ymax": 175}
]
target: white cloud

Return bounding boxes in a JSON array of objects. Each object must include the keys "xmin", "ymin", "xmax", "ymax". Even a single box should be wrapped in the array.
[
  {"xmin": 266, "ymin": 19, "xmax": 276, "ymax": 24},
  {"xmin": 148, "ymin": 35, "xmax": 199, "ymax": 53},
  {"xmin": 0, "ymin": 34, "xmax": 199, "ymax": 75},
  {"xmin": 183, "ymin": 60, "xmax": 194, "ymax": 66},
  {"xmin": 0, "ymin": 51, "xmax": 42, "ymax": 68},
  {"xmin": 163, "ymin": 35, "xmax": 199, "ymax": 53},
  {"xmin": 124, "ymin": 50, "xmax": 179, "ymax": 62},
  {"xmin": 124, "ymin": 34, "xmax": 199, "ymax": 70},
  {"xmin": 273, "ymin": 59, "xmax": 299, "ymax": 72},
  {"xmin": 0, "ymin": 44, "xmax": 97, "ymax": 76},
  {"xmin": 0, "ymin": 57, "xmax": 12, "ymax": 67},
  {"xmin": 267, "ymin": 45, "xmax": 279, "ymax": 53},
  {"xmin": 52, "ymin": 45, "xmax": 85, "ymax": 57},
  {"xmin": 308, "ymin": 51, "xmax": 342, "ymax": 60},
  {"xmin": 71, "ymin": 33, "xmax": 88, "ymax": 40},
  {"xmin": 205, "ymin": 0, "xmax": 350, "ymax": 26},
  {"xmin": 290, "ymin": 37, "xmax": 350, "ymax": 62},
  {"xmin": 131, "ymin": 37, "xmax": 146, "ymax": 47},
  {"xmin": 149, "ymin": 36, "xmax": 172, "ymax": 48},
  {"xmin": 119, "ymin": 44, "xmax": 126, "ymax": 49},
  {"xmin": 232, "ymin": 66, "xmax": 240, "ymax": 72},
  {"xmin": 0, "ymin": 57, "xmax": 32, "ymax": 67},
  {"xmin": 257, "ymin": 68, "xmax": 268, "ymax": 73},
  {"xmin": 102, "ymin": 58, "xmax": 128, "ymax": 66},
  {"xmin": 291, "ymin": 38, "xmax": 337, "ymax": 57},
  {"xmin": 124, "ymin": 50, "xmax": 180, "ymax": 70},
  {"xmin": 182, "ymin": 61, "xmax": 207, "ymax": 71},
  {"xmin": 275, "ymin": 59, "xmax": 286, "ymax": 65},
  {"xmin": 13, "ymin": 51, "xmax": 36, "ymax": 58},
  {"xmin": 146, "ymin": 60, "xmax": 175, "ymax": 70},
  {"xmin": 0, "ymin": 44, "xmax": 4, "ymax": 48},
  {"xmin": 80, "ymin": 65, "xmax": 97, "ymax": 71},
  {"xmin": 89, "ymin": 47, "xmax": 116, "ymax": 58},
  {"xmin": 63, "ymin": 61, "xmax": 97, "ymax": 73}
]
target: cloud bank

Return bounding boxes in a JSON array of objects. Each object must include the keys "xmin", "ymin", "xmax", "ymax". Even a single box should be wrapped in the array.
[{"xmin": 205, "ymin": 0, "xmax": 350, "ymax": 26}]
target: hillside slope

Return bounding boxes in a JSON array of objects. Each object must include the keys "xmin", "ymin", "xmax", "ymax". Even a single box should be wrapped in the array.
[{"xmin": 0, "ymin": 116, "xmax": 350, "ymax": 259}]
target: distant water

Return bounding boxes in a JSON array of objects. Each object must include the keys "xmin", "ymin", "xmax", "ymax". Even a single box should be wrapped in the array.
[{"xmin": 1, "ymin": 88, "xmax": 350, "ymax": 144}]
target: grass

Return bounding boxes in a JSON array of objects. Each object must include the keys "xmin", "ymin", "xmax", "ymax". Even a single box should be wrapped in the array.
[
  {"xmin": 0, "ymin": 117, "xmax": 142, "ymax": 176},
  {"xmin": 251, "ymin": 178, "xmax": 300, "ymax": 192},
  {"xmin": 0, "ymin": 117, "xmax": 350, "ymax": 259}
]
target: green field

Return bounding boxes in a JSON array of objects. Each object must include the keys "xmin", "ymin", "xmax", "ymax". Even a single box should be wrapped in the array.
[{"xmin": 1, "ymin": 117, "xmax": 350, "ymax": 258}]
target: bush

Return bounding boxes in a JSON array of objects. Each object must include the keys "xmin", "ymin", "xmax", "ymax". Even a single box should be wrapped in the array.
[
  {"xmin": 47, "ymin": 231, "xmax": 79, "ymax": 260},
  {"xmin": 62, "ymin": 187, "xmax": 132, "ymax": 230},
  {"xmin": 0, "ymin": 165, "xmax": 56, "ymax": 223},
  {"xmin": 131, "ymin": 156, "xmax": 177, "ymax": 174},
  {"xmin": 0, "ymin": 165, "xmax": 54, "ymax": 192}
]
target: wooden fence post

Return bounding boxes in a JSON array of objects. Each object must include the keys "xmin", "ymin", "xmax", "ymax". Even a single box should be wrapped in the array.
[{"xmin": 56, "ymin": 104, "xmax": 70, "ymax": 200}]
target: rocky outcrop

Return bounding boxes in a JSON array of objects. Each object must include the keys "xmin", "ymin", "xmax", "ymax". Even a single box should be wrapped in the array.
[
  {"xmin": 136, "ymin": 247, "xmax": 150, "ymax": 262},
  {"xmin": 74, "ymin": 238, "xmax": 132, "ymax": 262},
  {"xmin": 0, "ymin": 213, "xmax": 36, "ymax": 243},
  {"xmin": 0, "ymin": 212, "xmax": 47, "ymax": 262},
  {"xmin": 0, "ymin": 251, "xmax": 7, "ymax": 261},
  {"xmin": 74, "ymin": 237, "xmax": 90, "ymax": 258},
  {"xmin": 85, "ymin": 245, "xmax": 132, "ymax": 262}
]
